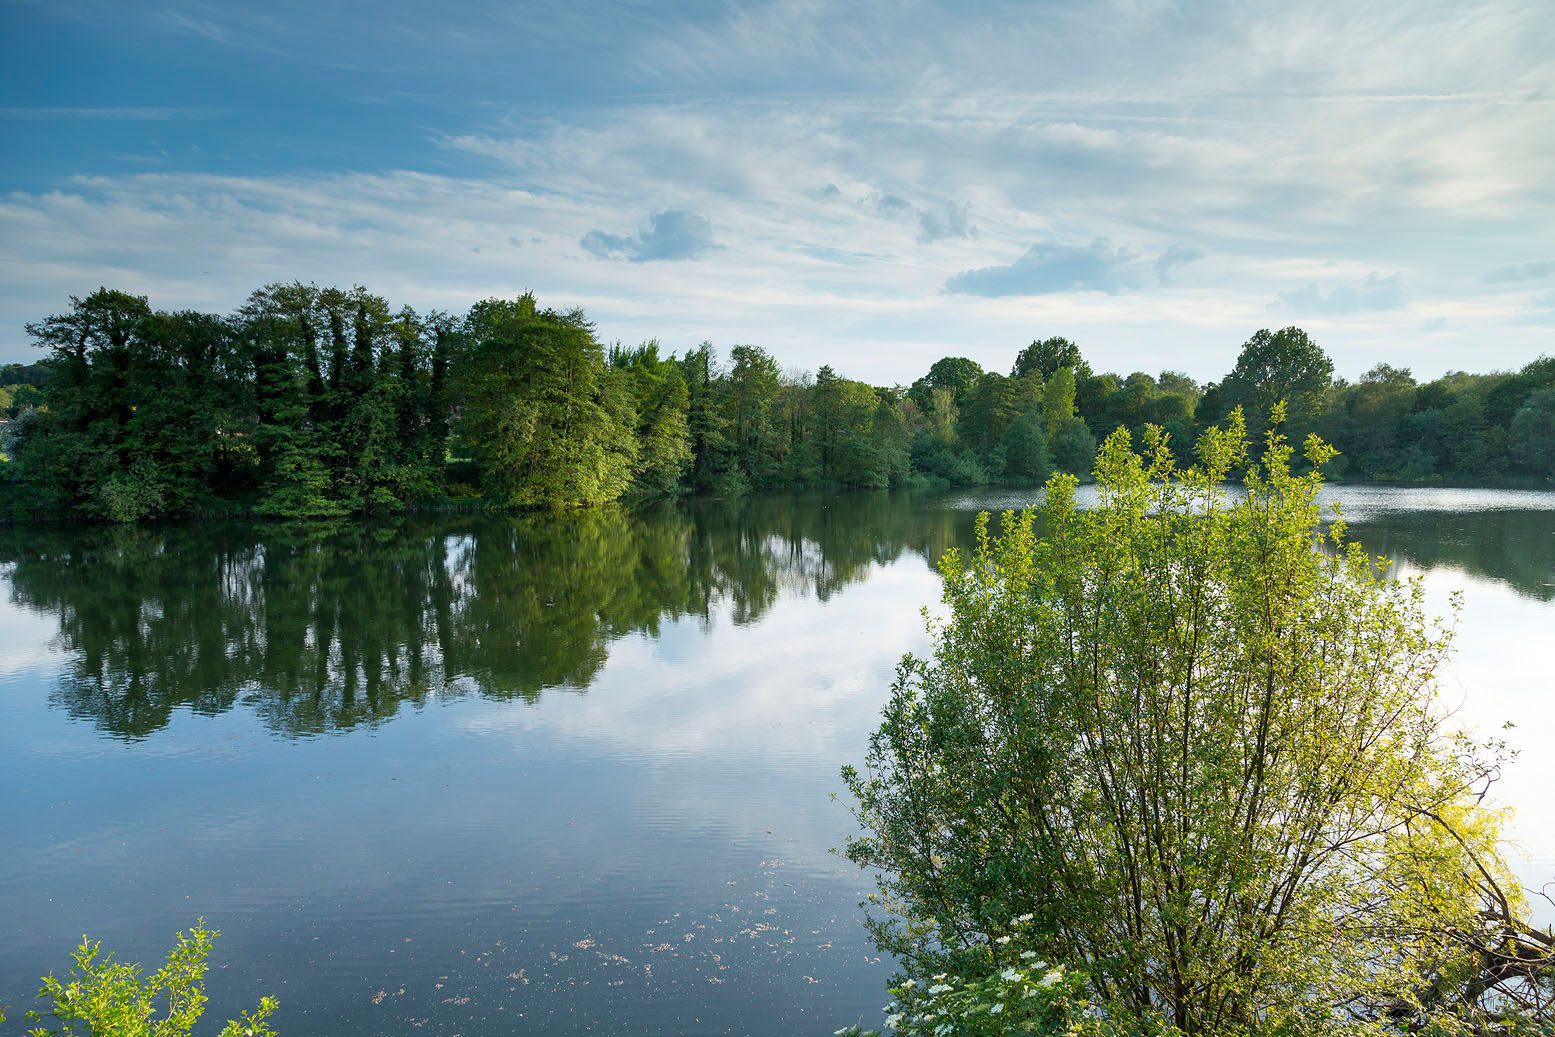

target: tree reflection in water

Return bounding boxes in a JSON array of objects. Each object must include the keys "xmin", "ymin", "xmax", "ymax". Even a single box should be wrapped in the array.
[
  {"xmin": 0, "ymin": 494, "xmax": 969, "ymax": 740},
  {"xmin": 3, "ymin": 490, "xmax": 1549, "ymax": 741}
]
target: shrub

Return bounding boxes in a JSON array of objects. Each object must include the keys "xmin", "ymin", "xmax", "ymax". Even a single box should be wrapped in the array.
[
  {"xmin": 844, "ymin": 407, "xmax": 1553, "ymax": 1034},
  {"xmin": 18, "ymin": 922, "xmax": 278, "ymax": 1037}
]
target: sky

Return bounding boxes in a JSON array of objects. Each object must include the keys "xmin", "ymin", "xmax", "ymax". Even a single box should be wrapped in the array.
[{"xmin": 1, "ymin": 0, "xmax": 1552, "ymax": 383}]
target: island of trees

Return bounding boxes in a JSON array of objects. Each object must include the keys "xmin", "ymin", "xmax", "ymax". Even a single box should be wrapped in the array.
[{"xmin": 1, "ymin": 284, "xmax": 1551, "ymax": 522}]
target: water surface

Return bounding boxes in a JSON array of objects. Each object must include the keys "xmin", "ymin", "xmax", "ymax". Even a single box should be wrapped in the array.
[{"xmin": 1, "ymin": 487, "xmax": 1551, "ymax": 1033}]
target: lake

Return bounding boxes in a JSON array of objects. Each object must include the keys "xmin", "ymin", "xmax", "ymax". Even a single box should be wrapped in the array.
[{"xmin": 2, "ymin": 486, "xmax": 1552, "ymax": 1035}]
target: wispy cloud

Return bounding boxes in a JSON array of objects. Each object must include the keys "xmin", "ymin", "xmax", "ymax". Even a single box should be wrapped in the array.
[
  {"xmin": 1513, "ymin": 292, "xmax": 1555, "ymax": 327},
  {"xmin": 945, "ymin": 239, "xmax": 1146, "ymax": 297},
  {"xmin": 916, "ymin": 201, "xmax": 976, "ymax": 244},
  {"xmin": 862, "ymin": 190, "xmax": 976, "ymax": 243},
  {"xmin": 580, "ymin": 208, "xmax": 715, "ymax": 262},
  {"xmin": 2, "ymin": 0, "xmax": 1553, "ymax": 380},
  {"xmin": 1484, "ymin": 260, "xmax": 1555, "ymax": 284},
  {"xmin": 1155, "ymin": 243, "xmax": 1205, "ymax": 284},
  {"xmin": 1276, "ymin": 273, "xmax": 1405, "ymax": 315},
  {"xmin": 946, "ymin": 239, "xmax": 1202, "ymax": 297}
]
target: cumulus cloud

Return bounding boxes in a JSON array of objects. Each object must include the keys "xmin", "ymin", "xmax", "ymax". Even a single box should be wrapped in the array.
[
  {"xmin": 945, "ymin": 239, "xmax": 1201, "ymax": 297},
  {"xmin": 1276, "ymin": 272, "xmax": 1405, "ymax": 315},
  {"xmin": 580, "ymin": 208, "xmax": 714, "ymax": 262},
  {"xmin": 1483, "ymin": 260, "xmax": 1555, "ymax": 284}
]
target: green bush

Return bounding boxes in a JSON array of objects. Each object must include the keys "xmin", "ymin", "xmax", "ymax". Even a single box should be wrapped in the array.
[
  {"xmin": 15, "ymin": 922, "xmax": 278, "ymax": 1037},
  {"xmin": 844, "ymin": 407, "xmax": 1553, "ymax": 1034}
]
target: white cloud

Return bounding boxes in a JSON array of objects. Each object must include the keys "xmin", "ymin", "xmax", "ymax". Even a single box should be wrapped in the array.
[
  {"xmin": 1, "ymin": 0, "xmax": 1552, "ymax": 382},
  {"xmin": 581, "ymin": 208, "xmax": 716, "ymax": 262},
  {"xmin": 1277, "ymin": 273, "xmax": 1406, "ymax": 315},
  {"xmin": 1484, "ymin": 260, "xmax": 1555, "ymax": 284}
]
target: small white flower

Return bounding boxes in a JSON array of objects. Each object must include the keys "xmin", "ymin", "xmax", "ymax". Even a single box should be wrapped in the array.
[
  {"xmin": 1019, "ymin": 950, "xmax": 1039, "ymax": 960},
  {"xmin": 928, "ymin": 983, "xmax": 953, "ymax": 995},
  {"xmin": 994, "ymin": 935, "xmax": 1012, "ymax": 945},
  {"xmin": 900, "ymin": 978, "xmax": 916, "ymax": 989},
  {"xmin": 1017, "ymin": 913, "xmax": 1035, "ymax": 923},
  {"xmin": 1041, "ymin": 969, "xmax": 1063, "ymax": 986},
  {"xmin": 885, "ymin": 1013, "xmax": 903, "ymax": 1028},
  {"xmin": 990, "ymin": 1003, "xmax": 1005, "ymax": 1015},
  {"xmin": 1000, "ymin": 967, "xmax": 1023, "ymax": 982},
  {"xmin": 932, "ymin": 973, "xmax": 948, "ymax": 982}
]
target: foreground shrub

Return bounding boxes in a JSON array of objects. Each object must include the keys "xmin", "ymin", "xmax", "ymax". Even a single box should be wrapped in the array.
[
  {"xmin": 12, "ymin": 922, "xmax": 278, "ymax": 1036},
  {"xmin": 844, "ymin": 407, "xmax": 1554, "ymax": 1034}
]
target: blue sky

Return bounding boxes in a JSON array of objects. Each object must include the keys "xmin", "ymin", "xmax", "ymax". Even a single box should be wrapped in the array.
[{"xmin": 1, "ymin": 0, "xmax": 1552, "ymax": 381}]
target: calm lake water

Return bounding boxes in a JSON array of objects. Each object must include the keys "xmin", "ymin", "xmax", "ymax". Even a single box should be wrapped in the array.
[{"xmin": 2, "ymin": 487, "xmax": 1552, "ymax": 1035}]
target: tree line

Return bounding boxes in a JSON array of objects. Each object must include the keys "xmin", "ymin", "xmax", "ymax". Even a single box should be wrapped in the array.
[{"xmin": 1, "ymin": 285, "xmax": 1550, "ymax": 521}]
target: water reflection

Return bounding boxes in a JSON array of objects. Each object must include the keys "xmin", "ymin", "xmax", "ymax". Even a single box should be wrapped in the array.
[
  {"xmin": 3, "ymin": 488, "xmax": 1551, "ymax": 743},
  {"xmin": 1337, "ymin": 508, "xmax": 1555, "ymax": 602},
  {"xmin": 0, "ymin": 487, "xmax": 1551, "ymax": 1030},
  {"xmin": 0, "ymin": 495, "xmax": 970, "ymax": 740}
]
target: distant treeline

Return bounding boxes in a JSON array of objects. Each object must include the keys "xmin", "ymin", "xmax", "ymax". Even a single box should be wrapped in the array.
[{"xmin": 0, "ymin": 285, "xmax": 1551, "ymax": 521}]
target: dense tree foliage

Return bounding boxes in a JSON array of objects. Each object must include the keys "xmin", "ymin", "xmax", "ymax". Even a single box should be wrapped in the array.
[
  {"xmin": 1313, "ymin": 357, "xmax": 1555, "ymax": 483},
  {"xmin": 844, "ymin": 412, "xmax": 1554, "ymax": 1035},
  {"xmin": 2, "ymin": 286, "xmax": 1550, "ymax": 522}
]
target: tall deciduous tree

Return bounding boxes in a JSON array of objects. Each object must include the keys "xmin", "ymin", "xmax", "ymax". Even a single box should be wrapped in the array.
[
  {"xmin": 1209, "ymin": 327, "xmax": 1334, "ymax": 441},
  {"xmin": 459, "ymin": 293, "xmax": 638, "ymax": 508},
  {"xmin": 610, "ymin": 341, "xmax": 693, "ymax": 497},
  {"xmin": 1012, "ymin": 335, "xmax": 1088, "ymax": 381}
]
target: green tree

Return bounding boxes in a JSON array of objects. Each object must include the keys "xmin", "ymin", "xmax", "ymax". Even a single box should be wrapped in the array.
[
  {"xmin": 4, "ymin": 382, "xmax": 44, "ymax": 414},
  {"xmin": 1485, "ymin": 356, "xmax": 1555, "ymax": 429},
  {"xmin": 1041, "ymin": 366, "xmax": 1078, "ymax": 440},
  {"xmin": 1050, "ymin": 416, "xmax": 1096, "ymax": 476},
  {"xmin": 957, "ymin": 372, "xmax": 1023, "ymax": 473},
  {"xmin": 844, "ymin": 409, "xmax": 1548, "ymax": 1035},
  {"xmin": 679, "ymin": 343, "xmax": 742, "ymax": 495},
  {"xmin": 9, "ymin": 290, "xmax": 253, "ymax": 520},
  {"xmin": 1210, "ymin": 327, "xmax": 1334, "ymax": 441},
  {"xmin": 610, "ymin": 342, "xmax": 693, "ymax": 496},
  {"xmin": 1012, "ymin": 336, "xmax": 1089, "ymax": 381},
  {"xmin": 1000, "ymin": 406, "xmax": 1053, "ymax": 482},
  {"xmin": 911, "ymin": 356, "xmax": 985, "ymax": 410},
  {"xmin": 1510, "ymin": 386, "xmax": 1555, "ymax": 480},
  {"xmin": 459, "ymin": 293, "xmax": 638, "ymax": 508},
  {"xmin": 726, "ymin": 344, "xmax": 783, "ymax": 481},
  {"xmin": 813, "ymin": 365, "xmax": 895, "ymax": 485},
  {"xmin": 234, "ymin": 283, "xmax": 347, "ymax": 518}
]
